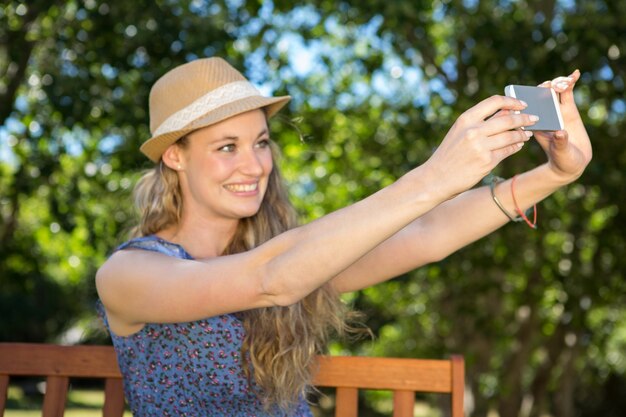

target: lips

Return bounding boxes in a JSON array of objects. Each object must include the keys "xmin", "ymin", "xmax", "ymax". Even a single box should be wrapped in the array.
[{"xmin": 224, "ymin": 183, "xmax": 258, "ymax": 192}]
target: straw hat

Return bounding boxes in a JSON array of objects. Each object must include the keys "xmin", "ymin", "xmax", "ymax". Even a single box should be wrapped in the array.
[{"xmin": 140, "ymin": 57, "xmax": 291, "ymax": 162}]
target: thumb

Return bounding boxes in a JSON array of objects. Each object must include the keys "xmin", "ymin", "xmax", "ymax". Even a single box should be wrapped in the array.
[
  {"xmin": 552, "ymin": 130, "xmax": 569, "ymax": 150},
  {"xmin": 558, "ymin": 70, "xmax": 580, "ymax": 106},
  {"xmin": 534, "ymin": 130, "xmax": 554, "ymax": 153}
]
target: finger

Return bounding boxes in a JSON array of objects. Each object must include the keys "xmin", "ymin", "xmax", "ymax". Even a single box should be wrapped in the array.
[
  {"xmin": 554, "ymin": 71, "xmax": 579, "ymax": 85},
  {"xmin": 533, "ymin": 130, "xmax": 555, "ymax": 142},
  {"xmin": 481, "ymin": 112, "xmax": 539, "ymax": 136},
  {"xmin": 487, "ymin": 109, "xmax": 513, "ymax": 120},
  {"xmin": 535, "ymin": 130, "xmax": 569, "ymax": 154},
  {"xmin": 537, "ymin": 80, "xmax": 552, "ymax": 88},
  {"xmin": 559, "ymin": 69, "xmax": 580, "ymax": 104},
  {"xmin": 491, "ymin": 140, "xmax": 526, "ymax": 163},
  {"xmin": 463, "ymin": 95, "xmax": 528, "ymax": 122},
  {"xmin": 488, "ymin": 129, "xmax": 533, "ymax": 151},
  {"xmin": 552, "ymin": 76, "xmax": 573, "ymax": 90}
]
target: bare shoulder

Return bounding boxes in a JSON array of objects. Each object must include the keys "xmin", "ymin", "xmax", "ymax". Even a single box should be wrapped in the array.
[
  {"xmin": 95, "ymin": 250, "xmax": 160, "ymax": 335},
  {"xmin": 95, "ymin": 248, "xmax": 190, "ymax": 309},
  {"xmin": 96, "ymin": 248, "xmax": 169, "ymax": 283},
  {"xmin": 96, "ymin": 250, "xmax": 145, "ymax": 293},
  {"xmin": 95, "ymin": 249, "xmax": 180, "ymax": 332}
]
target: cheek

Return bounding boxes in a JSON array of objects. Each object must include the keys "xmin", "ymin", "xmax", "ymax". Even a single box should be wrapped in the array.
[
  {"xmin": 201, "ymin": 158, "xmax": 233, "ymax": 180},
  {"xmin": 262, "ymin": 152, "xmax": 273, "ymax": 174}
]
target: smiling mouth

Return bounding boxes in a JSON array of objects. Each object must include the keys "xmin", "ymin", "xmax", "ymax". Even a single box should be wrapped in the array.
[{"xmin": 224, "ymin": 183, "xmax": 258, "ymax": 192}]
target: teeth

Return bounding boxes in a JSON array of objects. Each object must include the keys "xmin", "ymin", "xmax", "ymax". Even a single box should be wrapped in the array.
[{"xmin": 225, "ymin": 183, "xmax": 258, "ymax": 192}]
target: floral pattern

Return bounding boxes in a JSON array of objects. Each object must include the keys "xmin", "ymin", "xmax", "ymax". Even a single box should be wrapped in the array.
[{"xmin": 98, "ymin": 235, "xmax": 313, "ymax": 417}]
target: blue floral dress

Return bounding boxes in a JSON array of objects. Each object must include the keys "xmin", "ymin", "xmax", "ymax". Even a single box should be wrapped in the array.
[{"xmin": 98, "ymin": 235, "xmax": 313, "ymax": 417}]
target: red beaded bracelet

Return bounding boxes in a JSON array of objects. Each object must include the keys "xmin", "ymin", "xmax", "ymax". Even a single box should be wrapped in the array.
[{"xmin": 511, "ymin": 174, "xmax": 537, "ymax": 229}]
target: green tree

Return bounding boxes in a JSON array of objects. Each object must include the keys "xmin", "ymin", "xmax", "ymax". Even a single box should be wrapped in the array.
[
  {"xmin": 0, "ymin": 0, "xmax": 239, "ymax": 341},
  {"xmin": 261, "ymin": 2, "xmax": 625, "ymax": 415}
]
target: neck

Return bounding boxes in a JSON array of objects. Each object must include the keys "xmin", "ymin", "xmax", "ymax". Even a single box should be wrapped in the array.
[{"xmin": 157, "ymin": 215, "xmax": 239, "ymax": 259}]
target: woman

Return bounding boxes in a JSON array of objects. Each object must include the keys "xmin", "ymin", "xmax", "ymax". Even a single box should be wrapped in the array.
[{"xmin": 96, "ymin": 57, "xmax": 591, "ymax": 416}]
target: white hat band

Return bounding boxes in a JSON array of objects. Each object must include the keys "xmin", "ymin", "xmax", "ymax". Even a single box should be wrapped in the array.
[{"xmin": 153, "ymin": 80, "xmax": 262, "ymax": 136}]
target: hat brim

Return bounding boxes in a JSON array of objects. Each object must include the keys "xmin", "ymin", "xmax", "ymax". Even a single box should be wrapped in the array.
[{"xmin": 140, "ymin": 95, "xmax": 291, "ymax": 163}]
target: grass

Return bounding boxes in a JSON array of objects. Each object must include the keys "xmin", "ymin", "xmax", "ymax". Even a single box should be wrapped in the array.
[{"xmin": 5, "ymin": 384, "xmax": 132, "ymax": 417}]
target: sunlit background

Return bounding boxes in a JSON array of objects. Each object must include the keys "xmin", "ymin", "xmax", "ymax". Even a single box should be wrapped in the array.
[{"xmin": 1, "ymin": 1, "xmax": 624, "ymax": 416}]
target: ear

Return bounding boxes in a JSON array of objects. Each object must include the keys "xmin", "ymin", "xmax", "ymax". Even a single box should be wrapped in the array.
[{"xmin": 161, "ymin": 142, "xmax": 185, "ymax": 171}]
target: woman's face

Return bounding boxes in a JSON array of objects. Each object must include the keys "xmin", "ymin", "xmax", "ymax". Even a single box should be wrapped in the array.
[{"xmin": 175, "ymin": 109, "xmax": 273, "ymax": 223}]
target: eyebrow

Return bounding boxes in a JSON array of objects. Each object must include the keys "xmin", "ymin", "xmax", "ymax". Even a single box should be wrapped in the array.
[{"xmin": 220, "ymin": 128, "xmax": 269, "ymax": 141}]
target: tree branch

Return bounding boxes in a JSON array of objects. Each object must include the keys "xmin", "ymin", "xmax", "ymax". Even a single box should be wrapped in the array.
[{"xmin": 0, "ymin": 1, "xmax": 59, "ymax": 125}]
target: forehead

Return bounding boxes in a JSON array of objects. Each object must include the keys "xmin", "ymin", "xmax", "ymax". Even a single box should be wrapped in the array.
[{"xmin": 190, "ymin": 109, "xmax": 268, "ymax": 140}]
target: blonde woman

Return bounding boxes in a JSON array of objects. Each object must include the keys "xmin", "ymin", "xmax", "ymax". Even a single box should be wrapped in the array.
[{"xmin": 96, "ymin": 57, "xmax": 590, "ymax": 416}]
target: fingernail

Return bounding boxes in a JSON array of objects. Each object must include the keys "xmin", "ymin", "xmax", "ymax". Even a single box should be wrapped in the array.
[
  {"xmin": 525, "ymin": 131, "xmax": 534, "ymax": 138},
  {"xmin": 519, "ymin": 100, "xmax": 528, "ymax": 107},
  {"xmin": 557, "ymin": 82, "xmax": 568, "ymax": 89},
  {"xmin": 517, "ymin": 142, "xmax": 524, "ymax": 148},
  {"xmin": 530, "ymin": 115, "xmax": 540, "ymax": 122}
]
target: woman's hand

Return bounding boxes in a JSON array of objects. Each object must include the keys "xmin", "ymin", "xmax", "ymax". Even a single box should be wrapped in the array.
[
  {"xmin": 534, "ymin": 70, "xmax": 592, "ymax": 183},
  {"xmin": 422, "ymin": 95, "xmax": 536, "ymax": 198}
]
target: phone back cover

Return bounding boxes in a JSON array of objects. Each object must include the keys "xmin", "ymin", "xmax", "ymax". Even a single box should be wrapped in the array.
[{"xmin": 505, "ymin": 85, "xmax": 563, "ymax": 131}]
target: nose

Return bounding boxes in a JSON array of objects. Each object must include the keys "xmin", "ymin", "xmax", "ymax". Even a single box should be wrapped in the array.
[{"xmin": 238, "ymin": 147, "xmax": 265, "ymax": 177}]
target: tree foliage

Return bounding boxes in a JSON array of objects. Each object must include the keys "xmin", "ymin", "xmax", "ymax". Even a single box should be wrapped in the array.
[{"xmin": 1, "ymin": 1, "xmax": 624, "ymax": 415}]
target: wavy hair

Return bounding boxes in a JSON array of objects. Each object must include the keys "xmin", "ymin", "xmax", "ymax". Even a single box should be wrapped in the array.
[{"xmin": 131, "ymin": 138, "xmax": 356, "ymax": 411}]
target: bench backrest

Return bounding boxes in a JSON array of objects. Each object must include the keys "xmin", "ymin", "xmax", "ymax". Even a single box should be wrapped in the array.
[
  {"xmin": 0, "ymin": 343, "xmax": 124, "ymax": 417},
  {"xmin": 315, "ymin": 354, "xmax": 464, "ymax": 417},
  {"xmin": 0, "ymin": 343, "xmax": 464, "ymax": 417}
]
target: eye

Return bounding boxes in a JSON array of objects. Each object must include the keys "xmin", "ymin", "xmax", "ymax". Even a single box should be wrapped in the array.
[
  {"xmin": 218, "ymin": 143, "xmax": 236, "ymax": 153},
  {"xmin": 256, "ymin": 138, "xmax": 271, "ymax": 148}
]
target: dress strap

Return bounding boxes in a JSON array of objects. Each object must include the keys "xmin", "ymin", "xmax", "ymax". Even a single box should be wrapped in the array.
[{"xmin": 115, "ymin": 235, "xmax": 194, "ymax": 260}]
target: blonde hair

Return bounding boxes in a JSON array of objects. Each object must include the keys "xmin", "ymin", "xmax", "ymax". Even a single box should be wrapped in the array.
[{"xmin": 131, "ymin": 139, "xmax": 354, "ymax": 410}]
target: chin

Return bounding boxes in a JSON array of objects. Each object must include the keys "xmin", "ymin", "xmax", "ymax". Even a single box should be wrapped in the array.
[{"xmin": 233, "ymin": 206, "xmax": 263, "ymax": 220}]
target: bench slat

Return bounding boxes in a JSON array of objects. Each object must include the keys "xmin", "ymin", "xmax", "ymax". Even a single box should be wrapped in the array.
[
  {"xmin": 42, "ymin": 376, "xmax": 69, "ymax": 417},
  {"xmin": 0, "ymin": 374, "xmax": 9, "ymax": 415},
  {"xmin": 393, "ymin": 390, "xmax": 415, "ymax": 417},
  {"xmin": 314, "ymin": 355, "xmax": 452, "ymax": 392},
  {"xmin": 451, "ymin": 355, "xmax": 465, "ymax": 417},
  {"xmin": 0, "ymin": 343, "xmax": 121, "ymax": 378},
  {"xmin": 104, "ymin": 378, "xmax": 126, "ymax": 417},
  {"xmin": 334, "ymin": 386, "xmax": 358, "ymax": 417}
]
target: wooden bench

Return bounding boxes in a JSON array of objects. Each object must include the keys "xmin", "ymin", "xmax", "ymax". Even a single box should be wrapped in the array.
[{"xmin": 0, "ymin": 343, "xmax": 464, "ymax": 417}]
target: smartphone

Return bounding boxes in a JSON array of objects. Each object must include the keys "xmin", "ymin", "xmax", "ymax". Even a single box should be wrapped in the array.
[{"xmin": 504, "ymin": 85, "xmax": 564, "ymax": 131}]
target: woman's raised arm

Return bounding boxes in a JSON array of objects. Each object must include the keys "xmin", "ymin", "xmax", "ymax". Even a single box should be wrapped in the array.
[
  {"xmin": 97, "ymin": 95, "xmax": 536, "ymax": 334},
  {"xmin": 329, "ymin": 70, "xmax": 592, "ymax": 293}
]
